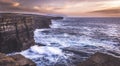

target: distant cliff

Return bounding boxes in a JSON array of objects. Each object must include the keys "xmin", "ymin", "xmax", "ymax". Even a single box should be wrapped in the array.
[{"xmin": 0, "ymin": 13, "xmax": 63, "ymax": 53}]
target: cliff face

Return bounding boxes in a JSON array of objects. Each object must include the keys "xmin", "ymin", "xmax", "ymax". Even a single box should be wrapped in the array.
[{"xmin": 0, "ymin": 13, "xmax": 61, "ymax": 53}]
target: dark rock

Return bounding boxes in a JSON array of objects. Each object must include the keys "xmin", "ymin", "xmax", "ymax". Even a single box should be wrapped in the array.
[
  {"xmin": 0, "ymin": 52, "xmax": 36, "ymax": 66},
  {"xmin": 0, "ymin": 53, "xmax": 19, "ymax": 66},
  {"xmin": 10, "ymin": 54, "xmax": 36, "ymax": 66},
  {"xmin": 0, "ymin": 37, "xmax": 22, "ymax": 53},
  {"xmin": 0, "ymin": 13, "xmax": 36, "ymax": 53},
  {"xmin": 62, "ymin": 46, "xmax": 92, "ymax": 57},
  {"xmin": 77, "ymin": 52, "xmax": 120, "ymax": 66},
  {"xmin": 63, "ymin": 48, "xmax": 90, "ymax": 57},
  {"xmin": 34, "ymin": 17, "xmax": 51, "ymax": 28},
  {"xmin": 51, "ymin": 17, "xmax": 63, "ymax": 20},
  {"xmin": 107, "ymin": 51, "xmax": 120, "ymax": 56},
  {"xmin": 36, "ymin": 43, "xmax": 46, "ymax": 46}
]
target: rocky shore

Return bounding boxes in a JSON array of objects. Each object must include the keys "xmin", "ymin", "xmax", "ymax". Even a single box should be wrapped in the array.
[
  {"xmin": 0, "ymin": 13, "xmax": 63, "ymax": 66},
  {"xmin": 0, "ymin": 52, "xmax": 119, "ymax": 66},
  {"xmin": 0, "ymin": 13, "xmax": 120, "ymax": 66}
]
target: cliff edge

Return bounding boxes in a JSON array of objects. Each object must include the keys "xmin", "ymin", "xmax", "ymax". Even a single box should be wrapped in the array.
[{"xmin": 0, "ymin": 13, "xmax": 63, "ymax": 53}]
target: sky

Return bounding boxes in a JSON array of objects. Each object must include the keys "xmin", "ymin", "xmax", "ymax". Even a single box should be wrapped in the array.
[{"xmin": 0, "ymin": 0, "xmax": 120, "ymax": 17}]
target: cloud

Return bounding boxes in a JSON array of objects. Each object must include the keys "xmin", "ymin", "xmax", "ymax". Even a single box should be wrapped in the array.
[
  {"xmin": 0, "ymin": 1, "xmax": 12, "ymax": 6},
  {"xmin": 89, "ymin": 8, "xmax": 120, "ymax": 16},
  {"xmin": 16, "ymin": 0, "xmax": 112, "ymax": 7},
  {"xmin": 0, "ymin": 0, "xmax": 119, "ymax": 17},
  {"xmin": 12, "ymin": 2, "xmax": 20, "ymax": 7},
  {"xmin": 0, "ymin": 0, "xmax": 20, "ymax": 8}
]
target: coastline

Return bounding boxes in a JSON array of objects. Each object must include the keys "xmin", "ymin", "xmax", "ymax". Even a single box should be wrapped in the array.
[
  {"xmin": 0, "ymin": 13, "xmax": 120, "ymax": 66},
  {"xmin": 0, "ymin": 13, "xmax": 63, "ymax": 53},
  {"xmin": 0, "ymin": 13, "xmax": 63, "ymax": 66}
]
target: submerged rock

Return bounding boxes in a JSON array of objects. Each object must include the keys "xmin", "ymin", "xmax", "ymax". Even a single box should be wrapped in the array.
[
  {"xmin": 0, "ymin": 53, "xmax": 36, "ymax": 66},
  {"xmin": 77, "ymin": 52, "xmax": 120, "ymax": 66}
]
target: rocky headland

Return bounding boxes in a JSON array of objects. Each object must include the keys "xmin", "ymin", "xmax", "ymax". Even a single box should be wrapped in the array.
[
  {"xmin": 0, "ymin": 13, "xmax": 120, "ymax": 66},
  {"xmin": 0, "ymin": 13, "xmax": 63, "ymax": 53},
  {"xmin": 0, "ymin": 13, "xmax": 63, "ymax": 66}
]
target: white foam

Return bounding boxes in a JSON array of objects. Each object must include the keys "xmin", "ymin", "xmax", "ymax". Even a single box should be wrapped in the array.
[
  {"xmin": 50, "ymin": 20, "xmax": 62, "ymax": 28},
  {"xmin": 21, "ymin": 45, "xmax": 63, "ymax": 56},
  {"xmin": 63, "ymin": 33, "xmax": 69, "ymax": 37},
  {"xmin": 97, "ymin": 24, "xmax": 120, "ymax": 36},
  {"xmin": 20, "ymin": 45, "xmax": 67, "ymax": 66},
  {"xmin": 33, "ymin": 28, "xmax": 120, "ymax": 52}
]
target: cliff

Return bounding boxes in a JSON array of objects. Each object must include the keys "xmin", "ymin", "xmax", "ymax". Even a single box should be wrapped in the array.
[{"xmin": 0, "ymin": 13, "xmax": 63, "ymax": 53}]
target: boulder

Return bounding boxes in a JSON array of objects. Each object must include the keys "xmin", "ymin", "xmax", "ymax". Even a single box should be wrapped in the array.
[
  {"xmin": 9, "ymin": 54, "xmax": 36, "ymax": 66},
  {"xmin": 0, "ymin": 53, "xmax": 36, "ymax": 66},
  {"xmin": 0, "ymin": 53, "xmax": 19, "ymax": 66},
  {"xmin": 77, "ymin": 52, "xmax": 120, "ymax": 66}
]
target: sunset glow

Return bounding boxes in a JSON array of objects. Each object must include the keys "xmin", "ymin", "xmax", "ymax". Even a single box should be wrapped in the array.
[
  {"xmin": 0, "ymin": 0, "xmax": 120, "ymax": 17},
  {"xmin": 12, "ymin": 2, "xmax": 20, "ymax": 7}
]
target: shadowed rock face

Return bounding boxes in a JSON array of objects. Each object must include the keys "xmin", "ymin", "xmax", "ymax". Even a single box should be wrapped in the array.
[
  {"xmin": 0, "ymin": 53, "xmax": 36, "ymax": 66},
  {"xmin": 77, "ymin": 52, "xmax": 120, "ymax": 66},
  {"xmin": 0, "ymin": 13, "xmax": 35, "ymax": 53}
]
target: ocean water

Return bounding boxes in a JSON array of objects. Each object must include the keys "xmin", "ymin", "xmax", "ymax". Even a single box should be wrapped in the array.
[{"xmin": 20, "ymin": 17, "xmax": 120, "ymax": 66}]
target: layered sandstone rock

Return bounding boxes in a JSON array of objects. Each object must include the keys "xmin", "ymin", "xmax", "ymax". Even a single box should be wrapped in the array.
[
  {"xmin": 77, "ymin": 52, "xmax": 120, "ymax": 66},
  {"xmin": 0, "ymin": 13, "xmax": 63, "ymax": 53},
  {"xmin": 0, "ymin": 13, "xmax": 35, "ymax": 53}
]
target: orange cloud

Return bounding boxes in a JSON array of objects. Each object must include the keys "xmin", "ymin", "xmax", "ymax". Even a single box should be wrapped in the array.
[
  {"xmin": 91, "ymin": 8, "xmax": 120, "ymax": 14},
  {"xmin": 33, "ymin": 6, "xmax": 40, "ymax": 10},
  {"xmin": 12, "ymin": 2, "xmax": 20, "ymax": 7}
]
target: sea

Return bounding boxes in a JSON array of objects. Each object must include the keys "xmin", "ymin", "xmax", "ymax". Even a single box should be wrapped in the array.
[{"xmin": 17, "ymin": 17, "xmax": 120, "ymax": 66}]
